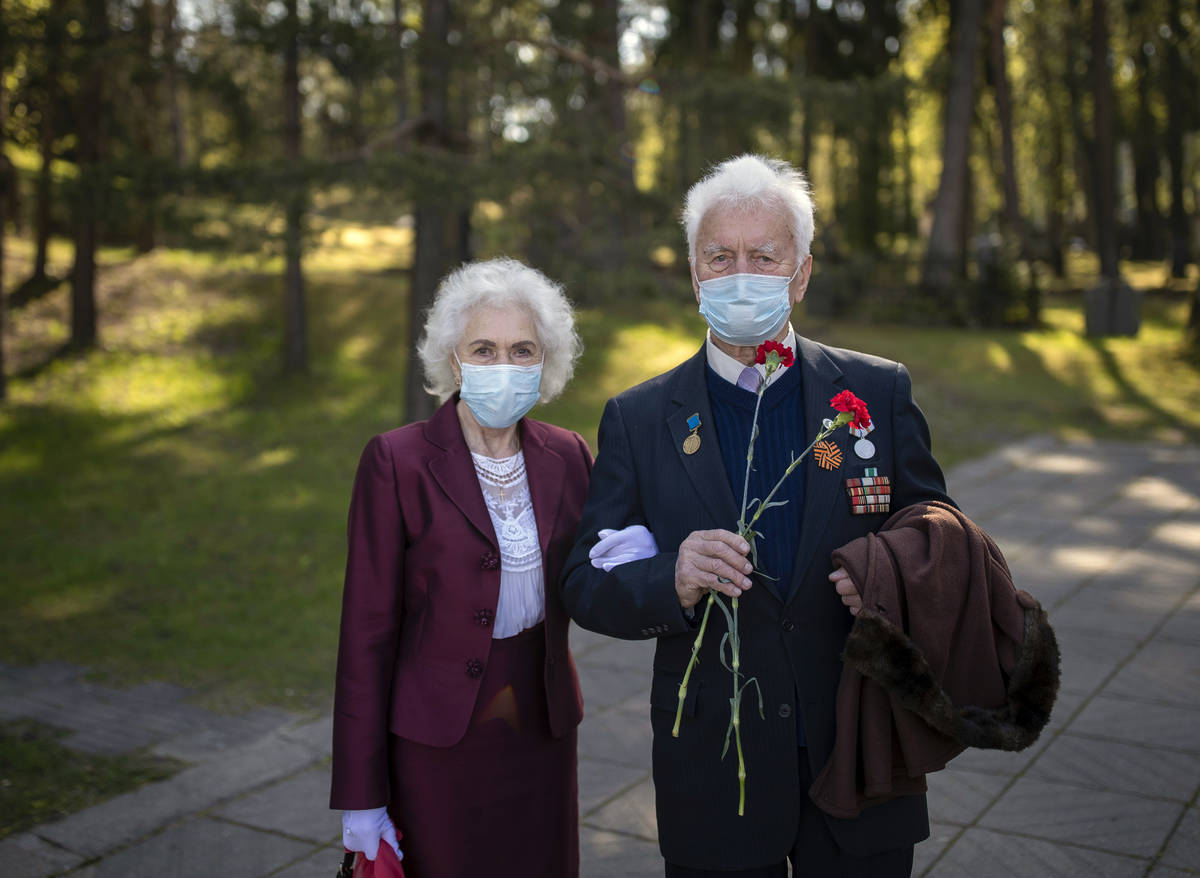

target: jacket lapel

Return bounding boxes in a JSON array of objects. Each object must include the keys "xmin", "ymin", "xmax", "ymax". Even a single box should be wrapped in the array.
[
  {"xmin": 667, "ymin": 347, "xmax": 741, "ymax": 531},
  {"xmin": 520, "ymin": 418, "xmax": 565, "ymax": 558},
  {"xmin": 425, "ymin": 396, "xmax": 498, "ymax": 548},
  {"xmin": 786, "ymin": 336, "xmax": 847, "ymax": 603}
]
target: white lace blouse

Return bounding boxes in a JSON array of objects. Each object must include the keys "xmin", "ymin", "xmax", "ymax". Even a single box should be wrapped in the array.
[{"xmin": 471, "ymin": 450, "xmax": 545, "ymax": 638}]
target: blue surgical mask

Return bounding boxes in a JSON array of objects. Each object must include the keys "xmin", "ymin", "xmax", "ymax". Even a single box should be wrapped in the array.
[
  {"xmin": 456, "ymin": 353, "xmax": 543, "ymax": 429},
  {"xmin": 695, "ymin": 264, "xmax": 799, "ymax": 347}
]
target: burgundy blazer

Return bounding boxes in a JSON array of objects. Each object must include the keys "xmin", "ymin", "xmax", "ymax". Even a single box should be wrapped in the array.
[{"xmin": 329, "ymin": 397, "xmax": 593, "ymax": 809}]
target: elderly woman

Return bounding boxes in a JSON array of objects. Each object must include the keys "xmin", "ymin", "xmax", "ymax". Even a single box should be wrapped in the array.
[{"xmin": 330, "ymin": 258, "xmax": 592, "ymax": 878}]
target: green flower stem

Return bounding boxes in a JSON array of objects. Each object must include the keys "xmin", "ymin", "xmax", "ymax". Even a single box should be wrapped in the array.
[
  {"xmin": 731, "ymin": 594, "xmax": 746, "ymax": 816},
  {"xmin": 735, "ymin": 691, "xmax": 747, "ymax": 816},
  {"xmin": 743, "ymin": 414, "xmax": 851, "ymax": 533},
  {"xmin": 672, "ymin": 591, "xmax": 715, "ymax": 738},
  {"xmin": 737, "ymin": 377, "xmax": 769, "ymax": 533}
]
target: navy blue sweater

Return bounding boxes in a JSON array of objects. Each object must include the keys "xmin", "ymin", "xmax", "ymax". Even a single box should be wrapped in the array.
[{"xmin": 706, "ymin": 362, "xmax": 806, "ymax": 596}]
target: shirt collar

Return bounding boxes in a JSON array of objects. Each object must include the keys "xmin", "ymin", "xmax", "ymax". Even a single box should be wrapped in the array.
[{"xmin": 705, "ymin": 324, "xmax": 796, "ymax": 391}]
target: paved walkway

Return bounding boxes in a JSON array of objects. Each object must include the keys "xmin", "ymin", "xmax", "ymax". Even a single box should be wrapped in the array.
[{"xmin": 2, "ymin": 436, "xmax": 1198, "ymax": 877}]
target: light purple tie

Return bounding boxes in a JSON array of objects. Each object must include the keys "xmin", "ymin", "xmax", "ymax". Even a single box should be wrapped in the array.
[{"xmin": 737, "ymin": 365, "xmax": 760, "ymax": 393}]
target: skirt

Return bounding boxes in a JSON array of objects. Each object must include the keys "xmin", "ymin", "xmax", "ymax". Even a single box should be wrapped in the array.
[{"xmin": 387, "ymin": 623, "xmax": 579, "ymax": 878}]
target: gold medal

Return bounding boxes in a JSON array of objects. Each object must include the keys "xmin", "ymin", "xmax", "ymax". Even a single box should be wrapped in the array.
[{"xmin": 682, "ymin": 412, "xmax": 702, "ymax": 455}]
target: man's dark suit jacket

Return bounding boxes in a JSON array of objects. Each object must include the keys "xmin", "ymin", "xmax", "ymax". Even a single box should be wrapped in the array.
[
  {"xmin": 330, "ymin": 397, "xmax": 592, "ymax": 810},
  {"xmin": 561, "ymin": 337, "xmax": 953, "ymax": 871}
]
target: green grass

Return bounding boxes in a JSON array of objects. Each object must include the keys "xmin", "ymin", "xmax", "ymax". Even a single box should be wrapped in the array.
[
  {"xmin": 0, "ymin": 719, "xmax": 181, "ymax": 839},
  {"xmin": 1, "ymin": 231, "xmax": 1198, "ymax": 716}
]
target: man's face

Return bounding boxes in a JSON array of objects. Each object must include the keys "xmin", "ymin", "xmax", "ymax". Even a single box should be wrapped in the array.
[{"xmin": 691, "ymin": 205, "xmax": 812, "ymax": 308}]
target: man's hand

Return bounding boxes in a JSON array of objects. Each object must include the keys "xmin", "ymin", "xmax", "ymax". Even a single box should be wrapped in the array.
[
  {"xmin": 829, "ymin": 567, "xmax": 862, "ymax": 616},
  {"xmin": 675, "ymin": 529, "xmax": 753, "ymax": 609}
]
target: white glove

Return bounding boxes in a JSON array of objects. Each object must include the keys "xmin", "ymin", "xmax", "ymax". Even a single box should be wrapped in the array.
[
  {"xmin": 589, "ymin": 525, "xmax": 659, "ymax": 571},
  {"xmin": 342, "ymin": 807, "xmax": 402, "ymax": 861}
]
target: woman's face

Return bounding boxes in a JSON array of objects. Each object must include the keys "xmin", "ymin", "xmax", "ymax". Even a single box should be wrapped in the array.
[{"xmin": 451, "ymin": 305, "xmax": 541, "ymax": 380}]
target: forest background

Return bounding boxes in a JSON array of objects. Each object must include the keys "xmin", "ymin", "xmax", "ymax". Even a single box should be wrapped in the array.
[{"xmin": 1, "ymin": 0, "xmax": 1199, "ymax": 832}]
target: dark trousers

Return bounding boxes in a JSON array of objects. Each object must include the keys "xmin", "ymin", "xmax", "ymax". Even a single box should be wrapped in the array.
[{"xmin": 664, "ymin": 749, "xmax": 914, "ymax": 878}]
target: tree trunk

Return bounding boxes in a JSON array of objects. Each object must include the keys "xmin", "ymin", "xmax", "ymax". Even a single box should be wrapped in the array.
[
  {"xmin": 162, "ymin": 0, "xmax": 186, "ymax": 165},
  {"xmin": 921, "ymin": 0, "xmax": 984, "ymax": 308},
  {"xmin": 1064, "ymin": 0, "xmax": 1099, "ymax": 254},
  {"xmin": 404, "ymin": 0, "xmax": 453, "ymax": 424},
  {"xmin": 1090, "ymin": 0, "xmax": 1118, "ymax": 281},
  {"xmin": 133, "ymin": 0, "xmax": 159, "ymax": 253},
  {"xmin": 70, "ymin": 0, "xmax": 108, "ymax": 353},
  {"xmin": 987, "ymin": 0, "xmax": 1038, "ymax": 323},
  {"xmin": 1165, "ymin": 0, "xmax": 1190, "ymax": 278},
  {"xmin": 33, "ymin": 100, "xmax": 54, "ymax": 281},
  {"xmin": 1085, "ymin": 0, "xmax": 1138, "ymax": 336},
  {"xmin": 595, "ymin": 0, "xmax": 631, "ymax": 289},
  {"xmin": 282, "ymin": 0, "xmax": 308, "ymax": 372},
  {"xmin": 1, "ymin": 37, "xmax": 9, "ymax": 403},
  {"xmin": 1028, "ymin": 9, "xmax": 1066, "ymax": 277},
  {"xmin": 393, "ymin": 0, "xmax": 409, "ymax": 128},
  {"xmin": 1129, "ymin": 25, "xmax": 1162, "ymax": 261}
]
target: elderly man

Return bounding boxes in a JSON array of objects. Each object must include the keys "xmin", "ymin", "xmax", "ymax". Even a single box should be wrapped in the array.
[{"xmin": 562, "ymin": 154, "xmax": 953, "ymax": 877}]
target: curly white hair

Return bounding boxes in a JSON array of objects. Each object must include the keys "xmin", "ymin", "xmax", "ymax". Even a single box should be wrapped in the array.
[
  {"xmin": 417, "ymin": 258, "xmax": 582, "ymax": 404},
  {"xmin": 681, "ymin": 154, "xmax": 815, "ymax": 261}
]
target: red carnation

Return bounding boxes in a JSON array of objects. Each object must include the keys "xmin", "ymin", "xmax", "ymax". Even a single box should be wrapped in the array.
[
  {"xmin": 829, "ymin": 390, "xmax": 872, "ymax": 431},
  {"xmin": 754, "ymin": 340, "xmax": 795, "ymax": 368}
]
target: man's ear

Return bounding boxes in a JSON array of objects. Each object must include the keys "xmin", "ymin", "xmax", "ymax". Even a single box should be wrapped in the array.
[{"xmin": 791, "ymin": 255, "xmax": 813, "ymax": 306}]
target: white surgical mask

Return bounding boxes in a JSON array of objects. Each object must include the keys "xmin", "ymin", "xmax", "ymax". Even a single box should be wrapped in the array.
[
  {"xmin": 695, "ymin": 264, "xmax": 799, "ymax": 347},
  {"xmin": 455, "ymin": 352, "xmax": 543, "ymax": 429}
]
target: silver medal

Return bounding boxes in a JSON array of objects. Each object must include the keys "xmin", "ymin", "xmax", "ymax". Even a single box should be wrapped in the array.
[{"xmin": 854, "ymin": 437, "xmax": 876, "ymax": 459}]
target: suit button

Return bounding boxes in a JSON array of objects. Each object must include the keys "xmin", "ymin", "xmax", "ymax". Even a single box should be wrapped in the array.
[
  {"xmin": 474, "ymin": 608, "xmax": 494, "ymax": 627},
  {"xmin": 465, "ymin": 658, "xmax": 484, "ymax": 679},
  {"xmin": 778, "ymin": 704, "xmax": 793, "ymax": 719},
  {"xmin": 781, "ymin": 618, "xmax": 795, "ymax": 632},
  {"xmin": 480, "ymin": 551, "xmax": 500, "ymax": 570}
]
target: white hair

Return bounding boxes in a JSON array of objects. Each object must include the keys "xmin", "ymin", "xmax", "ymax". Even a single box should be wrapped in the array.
[
  {"xmin": 682, "ymin": 154, "xmax": 815, "ymax": 261},
  {"xmin": 417, "ymin": 257, "xmax": 582, "ymax": 404}
]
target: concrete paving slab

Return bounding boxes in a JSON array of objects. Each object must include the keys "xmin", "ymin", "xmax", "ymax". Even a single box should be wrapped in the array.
[
  {"xmin": 213, "ymin": 766, "xmax": 339, "ymax": 844},
  {"xmin": 577, "ymin": 704, "xmax": 654, "ymax": 769},
  {"xmin": 270, "ymin": 845, "xmax": 347, "ymax": 878},
  {"xmin": 579, "ymin": 827, "xmax": 662, "ymax": 878},
  {"xmin": 1101, "ymin": 640, "xmax": 1200, "ymax": 708},
  {"xmin": 577, "ymin": 756, "xmax": 649, "ymax": 816},
  {"xmin": 942, "ymin": 731, "xmax": 1052, "ymax": 777},
  {"xmin": 925, "ymin": 769, "xmax": 1011, "ymax": 826},
  {"xmin": 1052, "ymin": 585, "xmax": 1184, "ymax": 640},
  {"xmin": 37, "ymin": 730, "xmax": 323, "ymax": 859},
  {"xmin": 1053, "ymin": 627, "xmax": 1141, "ymax": 696},
  {"xmin": 71, "ymin": 817, "xmax": 311, "ymax": 878},
  {"xmin": 0, "ymin": 832, "xmax": 84, "ymax": 878},
  {"xmin": 1027, "ymin": 732, "xmax": 1200, "ymax": 802},
  {"xmin": 978, "ymin": 776, "xmax": 1184, "ymax": 858},
  {"xmin": 1068, "ymin": 695, "xmax": 1200, "ymax": 753},
  {"xmin": 577, "ymin": 664, "xmax": 655, "ymax": 713},
  {"xmin": 574, "ymin": 637, "xmax": 658, "ymax": 673},
  {"xmin": 277, "ymin": 715, "xmax": 334, "ymax": 756},
  {"xmin": 581, "ymin": 777, "xmax": 657, "ymax": 841},
  {"xmin": 912, "ymin": 823, "xmax": 960, "ymax": 876},
  {"xmin": 1159, "ymin": 593, "xmax": 1200, "ymax": 645},
  {"xmin": 570, "ymin": 624, "xmax": 617, "ymax": 658},
  {"xmin": 924, "ymin": 827, "xmax": 1147, "ymax": 877},
  {"xmin": 1158, "ymin": 805, "xmax": 1200, "ymax": 872}
]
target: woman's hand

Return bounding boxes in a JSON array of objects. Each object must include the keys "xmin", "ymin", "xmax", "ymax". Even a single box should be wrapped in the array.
[
  {"xmin": 829, "ymin": 567, "xmax": 862, "ymax": 616},
  {"xmin": 342, "ymin": 807, "xmax": 402, "ymax": 861},
  {"xmin": 589, "ymin": 525, "xmax": 659, "ymax": 570}
]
